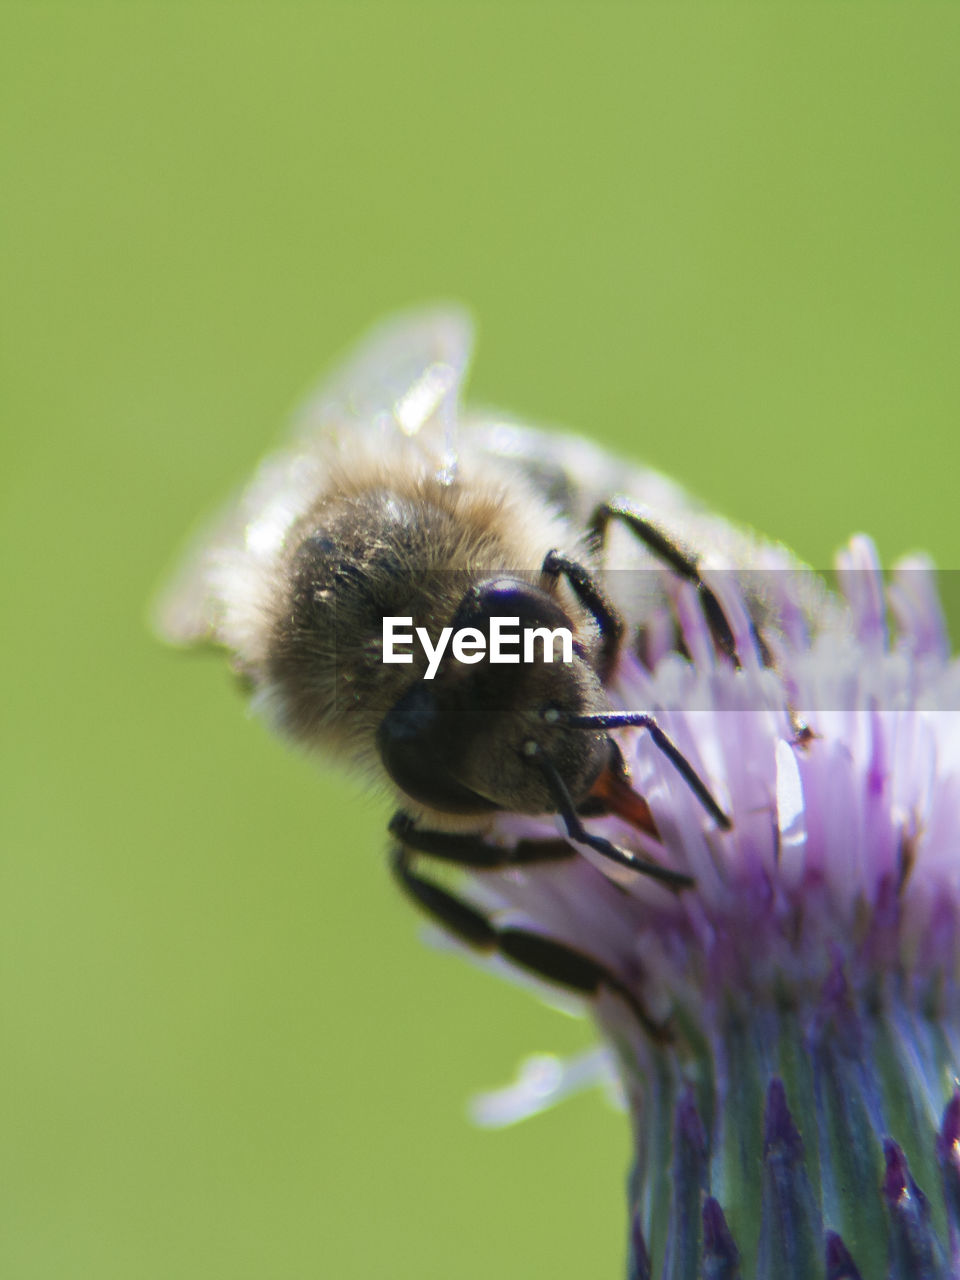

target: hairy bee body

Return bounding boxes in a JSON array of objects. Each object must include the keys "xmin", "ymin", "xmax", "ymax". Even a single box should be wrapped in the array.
[{"xmin": 158, "ymin": 308, "xmax": 834, "ymax": 913}]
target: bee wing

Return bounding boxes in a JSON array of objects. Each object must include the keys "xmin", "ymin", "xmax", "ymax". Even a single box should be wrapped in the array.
[
  {"xmin": 470, "ymin": 418, "xmax": 845, "ymax": 646},
  {"xmin": 292, "ymin": 305, "xmax": 473, "ymax": 475},
  {"xmin": 151, "ymin": 448, "xmax": 313, "ymax": 648},
  {"xmin": 153, "ymin": 306, "xmax": 474, "ymax": 648}
]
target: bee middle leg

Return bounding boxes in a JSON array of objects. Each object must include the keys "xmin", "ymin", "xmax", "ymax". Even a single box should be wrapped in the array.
[
  {"xmin": 587, "ymin": 498, "xmax": 738, "ymax": 662},
  {"xmin": 389, "ymin": 822, "xmax": 666, "ymax": 1040},
  {"xmin": 388, "ymin": 812, "xmax": 579, "ymax": 869}
]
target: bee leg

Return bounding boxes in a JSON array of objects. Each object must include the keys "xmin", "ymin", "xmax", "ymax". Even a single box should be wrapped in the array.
[
  {"xmin": 540, "ymin": 549, "xmax": 625, "ymax": 681},
  {"xmin": 388, "ymin": 811, "xmax": 579, "ymax": 869},
  {"xmin": 587, "ymin": 498, "xmax": 738, "ymax": 663},
  {"xmin": 525, "ymin": 745, "xmax": 695, "ymax": 889},
  {"xmin": 389, "ymin": 843, "xmax": 668, "ymax": 1041},
  {"xmin": 560, "ymin": 713, "xmax": 732, "ymax": 830}
]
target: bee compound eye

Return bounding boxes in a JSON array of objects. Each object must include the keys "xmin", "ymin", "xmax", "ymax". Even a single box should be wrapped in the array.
[
  {"xmin": 377, "ymin": 682, "xmax": 499, "ymax": 816},
  {"xmin": 377, "ymin": 681, "xmax": 437, "ymax": 743},
  {"xmin": 453, "ymin": 577, "xmax": 573, "ymax": 635}
]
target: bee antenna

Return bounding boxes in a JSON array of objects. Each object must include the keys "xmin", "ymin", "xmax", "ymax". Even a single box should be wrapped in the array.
[
  {"xmin": 520, "ymin": 741, "xmax": 693, "ymax": 891},
  {"xmin": 557, "ymin": 712, "xmax": 731, "ymax": 831}
]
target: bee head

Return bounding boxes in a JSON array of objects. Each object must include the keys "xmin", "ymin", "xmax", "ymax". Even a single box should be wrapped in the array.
[{"xmin": 376, "ymin": 577, "xmax": 614, "ymax": 817}]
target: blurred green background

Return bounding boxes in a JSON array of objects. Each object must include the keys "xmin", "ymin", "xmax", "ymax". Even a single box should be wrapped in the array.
[{"xmin": 3, "ymin": 5, "xmax": 959, "ymax": 1278}]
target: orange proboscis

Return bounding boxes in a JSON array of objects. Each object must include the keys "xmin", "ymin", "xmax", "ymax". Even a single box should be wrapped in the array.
[{"xmin": 589, "ymin": 766, "xmax": 660, "ymax": 840}]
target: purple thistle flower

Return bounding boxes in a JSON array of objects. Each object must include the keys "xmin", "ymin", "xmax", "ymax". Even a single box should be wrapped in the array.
[
  {"xmin": 465, "ymin": 537, "xmax": 960, "ymax": 1278},
  {"xmin": 157, "ymin": 312, "xmax": 960, "ymax": 1278}
]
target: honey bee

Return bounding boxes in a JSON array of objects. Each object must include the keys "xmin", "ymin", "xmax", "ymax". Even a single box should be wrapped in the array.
[{"xmin": 157, "ymin": 308, "xmax": 820, "ymax": 1011}]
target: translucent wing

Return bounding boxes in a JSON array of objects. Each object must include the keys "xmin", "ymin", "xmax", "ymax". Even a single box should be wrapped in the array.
[
  {"xmin": 153, "ymin": 306, "xmax": 475, "ymax": 647},
  {"xmin": 293, "ymin": 305, "xmax": 473, "ymax": 478}
]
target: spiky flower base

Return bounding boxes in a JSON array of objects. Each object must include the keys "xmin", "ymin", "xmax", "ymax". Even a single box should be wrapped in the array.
[
  {"xmin": 616, "ymin": 983, "xmax": 960, "ymax": 1278},
  {"xmin": 473, "ymin": 540, "xmax": 960, "ymax": 1278}
]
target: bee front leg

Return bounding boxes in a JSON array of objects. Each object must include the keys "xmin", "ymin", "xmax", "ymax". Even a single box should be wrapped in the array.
[
  {"xmin": 540, "ymin": 550, "xmax": 625, "ymax": 682},
  {"xmin": 389, "ymin": 830, "xmax": 666, "ymax": 1041},
  {"xmin": 587, "ymin": 498, "xmax": 738, "ymax": 662}
]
